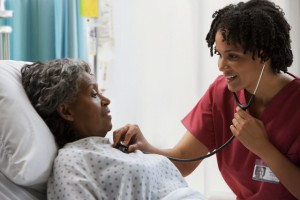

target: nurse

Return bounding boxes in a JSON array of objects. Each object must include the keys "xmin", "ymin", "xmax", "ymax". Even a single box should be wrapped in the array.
[{"xmin": 113, "ymin": 0, "xmax": 300, "ymax": 199}]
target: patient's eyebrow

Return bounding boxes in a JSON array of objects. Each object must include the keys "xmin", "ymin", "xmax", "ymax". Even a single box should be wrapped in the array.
[{"xmin": 84, "ymin": 83, "xmax": 98, "ymax": 91}]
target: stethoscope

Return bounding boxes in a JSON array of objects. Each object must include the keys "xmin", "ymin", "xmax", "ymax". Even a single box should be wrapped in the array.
[{"xmin": 165, "ymin": 64, "xmax": 266, "ymax": 162}]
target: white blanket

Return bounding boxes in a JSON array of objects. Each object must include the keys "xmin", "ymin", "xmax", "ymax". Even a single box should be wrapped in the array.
[
  {"xmin": 47, "ymin": 137, "xmax": 206, "ymax": 200},
  {"xmin": 0, "ymin": 172, "xmax": 46, "ymax": 200}
]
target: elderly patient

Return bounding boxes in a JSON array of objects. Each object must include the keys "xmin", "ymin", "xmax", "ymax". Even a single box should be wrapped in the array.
[{"xmin": 21, "ymin": 58, "xmax": 205, "ymax": 200}]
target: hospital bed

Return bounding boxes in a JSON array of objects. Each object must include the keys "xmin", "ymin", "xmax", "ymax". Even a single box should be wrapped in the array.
[{"xmin": 0, "ymin": 60, "xmax": 57, "ymax": 200}]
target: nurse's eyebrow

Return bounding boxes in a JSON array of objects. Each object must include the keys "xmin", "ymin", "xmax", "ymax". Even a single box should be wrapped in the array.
[{"xmin": 215, "ymin": 47, "xmax": 243, "ymax": 53}]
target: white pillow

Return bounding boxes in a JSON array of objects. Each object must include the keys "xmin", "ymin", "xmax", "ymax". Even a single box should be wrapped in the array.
[{"xmin": 0, "ymin": 60, "xmax": 57, "ymax": 191}]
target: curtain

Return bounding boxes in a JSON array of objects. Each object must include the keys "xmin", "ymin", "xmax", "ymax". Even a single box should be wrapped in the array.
[{"xmin": 1, "ymin": 0, "xmax": 87, "ymax": 62}]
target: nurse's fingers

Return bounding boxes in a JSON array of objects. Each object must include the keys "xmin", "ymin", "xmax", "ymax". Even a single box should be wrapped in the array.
[{"xmin": 112, "ymin": 125, "xmax": 130, "ymax": 146}]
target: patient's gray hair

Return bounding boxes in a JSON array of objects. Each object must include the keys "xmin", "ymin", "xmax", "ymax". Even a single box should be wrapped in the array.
[{"xmin": 21, "ymin": 58, "xmax": 91, "ymax": 148}]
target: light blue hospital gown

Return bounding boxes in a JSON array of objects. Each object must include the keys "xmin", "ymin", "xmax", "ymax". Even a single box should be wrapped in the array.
[{"xmin": 47, "ymin": 137, "xmax": 205, "ymax": 200}]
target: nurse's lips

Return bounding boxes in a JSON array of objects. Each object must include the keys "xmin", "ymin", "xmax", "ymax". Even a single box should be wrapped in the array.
[{"xmin": 225, "ymin": 74, "xmax": 237, "ymax": 82}]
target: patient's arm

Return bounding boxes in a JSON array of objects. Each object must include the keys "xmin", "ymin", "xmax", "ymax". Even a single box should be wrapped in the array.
[
  {"xmin": 47, "ymin": 153, "xmax": 97, "ymax": 200},
  {"xmin": 47, "ymin": 137, "xmax": 194, "ymax": 200}
]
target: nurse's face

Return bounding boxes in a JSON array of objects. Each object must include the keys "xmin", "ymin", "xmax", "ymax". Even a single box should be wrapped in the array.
[
  {"xmin": 215, "ymin": 31, "xmax": 263, "ymax": 93},
  {"xmin": 255, "ymin": 167, "xmax": 265, "ymax": 178},
  {"xmin": 68, "ymin": 72, "xmax": 112, "ymax": 138}
]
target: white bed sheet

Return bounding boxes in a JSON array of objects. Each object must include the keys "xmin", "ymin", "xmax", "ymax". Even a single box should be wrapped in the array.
[{"xmin": 0, "ymin": 172, "xmax": 46, "ymax": 200}]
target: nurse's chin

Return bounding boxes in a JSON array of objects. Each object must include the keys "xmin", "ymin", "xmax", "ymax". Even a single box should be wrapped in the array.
[{"xmin": 227, "ymin": 85, "xmax": 241, "ymax": 93}]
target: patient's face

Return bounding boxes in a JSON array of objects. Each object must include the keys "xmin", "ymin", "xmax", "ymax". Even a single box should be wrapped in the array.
[{"xmin": 68, "ymin": 72, "xmax": 112, "ymax": 138}]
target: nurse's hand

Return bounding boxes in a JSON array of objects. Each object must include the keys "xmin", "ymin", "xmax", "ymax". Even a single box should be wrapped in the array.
[
  {"xmin": 113, "ymin": 124, "xmax": 151, "ymax": 153},
  {"xmin": 230, "ymin": 106, "xmax": 270, "ymax": 156}
]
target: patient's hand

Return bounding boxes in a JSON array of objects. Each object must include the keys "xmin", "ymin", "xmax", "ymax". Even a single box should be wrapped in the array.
[{"xmin": 113, "ymin": 124, "xmax": 151, "ymax": 153}]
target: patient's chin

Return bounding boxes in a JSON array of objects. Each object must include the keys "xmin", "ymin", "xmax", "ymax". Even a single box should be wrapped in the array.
[
  {"xmin": 103, "ymin": 123, "xmax": 113, "ymax": 135},
  {"xmin": 107, "ymin": 124, "xmax": 113, "ymax": 132}
]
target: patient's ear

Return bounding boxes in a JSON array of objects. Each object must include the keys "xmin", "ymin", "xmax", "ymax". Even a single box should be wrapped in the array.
[{"xmin": 56, "ymin": 103, "xmax": 74, "ymax": 121}]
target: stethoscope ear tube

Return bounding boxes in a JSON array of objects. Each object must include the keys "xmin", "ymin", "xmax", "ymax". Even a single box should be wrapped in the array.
[{"xmin": 233, "ymin": 92, "xmax": 255, "ymax": 110}]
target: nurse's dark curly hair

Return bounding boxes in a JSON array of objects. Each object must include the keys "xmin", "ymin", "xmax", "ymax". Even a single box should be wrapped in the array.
[
  {"xmin": 206, "ymin": 0, "xmax": 293, "ymax": 73},
  {"xmin": 21, "ymin": 58, "xmax": 91, "ymax": 148}
]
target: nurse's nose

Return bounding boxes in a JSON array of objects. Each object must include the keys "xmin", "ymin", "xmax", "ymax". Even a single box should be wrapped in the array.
[{"xmin": 218, "ymin": 57, "xmax": 229, "ymax": 72}]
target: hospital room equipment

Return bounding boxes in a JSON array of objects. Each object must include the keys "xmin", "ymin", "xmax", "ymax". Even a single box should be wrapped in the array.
[{"xmin": 0, "ymin": 0, "xmax": 13, "ymax": 60}]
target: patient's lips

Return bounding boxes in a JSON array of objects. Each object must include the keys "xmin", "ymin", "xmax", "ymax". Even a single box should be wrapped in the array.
[{"xmin": 104, "ymin": 107, "xmax": 111, "ymax": 118}]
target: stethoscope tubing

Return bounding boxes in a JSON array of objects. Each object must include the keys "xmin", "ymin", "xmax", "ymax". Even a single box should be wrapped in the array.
[
  {"xmin": 163, "ymin": 64, "xmax": 266, "ymax": 162},
  {"xmin": 162, "ymin": 93, "xmax": 249, "ymax": 162}
]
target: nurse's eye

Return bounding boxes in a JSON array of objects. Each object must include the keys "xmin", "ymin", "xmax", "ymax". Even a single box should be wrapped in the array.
[
  {"xmin": 228, "ymin": 53, "xmax": 238, "ymax": 60},
  {"xmin": 214, "ymin": 50, "xmax": 221, "ymax": 57}
]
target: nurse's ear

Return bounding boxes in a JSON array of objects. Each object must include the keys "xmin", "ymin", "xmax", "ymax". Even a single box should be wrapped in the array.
[
  {"xmin": 258, "ymin": 50, "xmax": 270, "ymax": 64},
  {"xmin": 56, "ymin": 103, "xmax": 75, "ymax": 121}
]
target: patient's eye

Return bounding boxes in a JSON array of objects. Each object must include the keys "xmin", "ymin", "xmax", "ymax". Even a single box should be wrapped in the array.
[{"xmin": 91, "ymin": 89, "xmax": 99, "ymax": 98}]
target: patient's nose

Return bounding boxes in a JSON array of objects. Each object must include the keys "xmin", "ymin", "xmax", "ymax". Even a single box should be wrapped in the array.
[{"xmin": 100, "ymin": 94, "xmax": 110, "ymax": 106}]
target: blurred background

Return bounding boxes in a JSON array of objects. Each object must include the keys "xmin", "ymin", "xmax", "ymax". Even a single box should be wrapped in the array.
[{"xmin": 1, "ymin": 0, "xmax": 299, "ymax": 199}]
